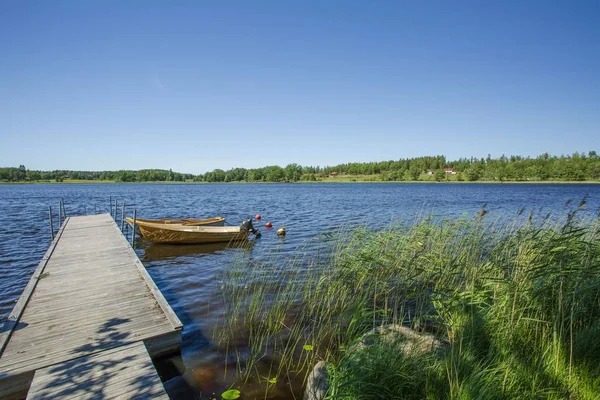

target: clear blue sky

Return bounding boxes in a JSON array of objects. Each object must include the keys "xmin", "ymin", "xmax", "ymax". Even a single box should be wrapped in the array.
[{"xmin": 1, "ymin": 1, "xmax": 598, "ymax": 173}]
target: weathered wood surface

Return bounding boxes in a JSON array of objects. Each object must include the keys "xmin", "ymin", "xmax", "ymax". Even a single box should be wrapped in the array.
[
  {"xmin": 0, "ymin": 214, "xmax": 182, "ymax": 398},
  {"xmin": 26, "ymin": 341, "xmax": 169, "ymax": 400}
]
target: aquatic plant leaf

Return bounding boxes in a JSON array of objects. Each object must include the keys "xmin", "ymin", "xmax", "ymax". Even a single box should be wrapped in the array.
[
  {"xmin": 268, "ymin": 377, "xmax": 277, "ymax": 384},
  {"xmin": 303, "ymin": 344, "xmax": 314, "ymax": 351},
  {"xmin": 222, "ymin": 389, "xmax": 241, "ymax": 399}
]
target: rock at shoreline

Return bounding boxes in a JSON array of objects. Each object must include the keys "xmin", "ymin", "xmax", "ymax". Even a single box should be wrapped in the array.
[
  {"xmin": 303, "ymin": 360, "xmax": 329, "ymax": 400},
  {"xmin": 303, "ymin": 325, "xmax": 446, "ymax": 400},
  {"xmin": 355, "ymin": 324, "xmax": 447, "ymax": 355}
]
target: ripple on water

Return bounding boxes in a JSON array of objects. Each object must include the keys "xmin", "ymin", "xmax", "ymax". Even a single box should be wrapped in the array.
[{"xmin": 1, "ymin": 183, "xmax": 599, "ymax": 395}]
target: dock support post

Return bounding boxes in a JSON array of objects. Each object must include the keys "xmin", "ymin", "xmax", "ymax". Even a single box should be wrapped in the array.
[
  {"xmin": 114, "ymin": 199, "xmax": 118, "ymax": 221},
  {"xmin": 61, "ymin": 198, "xmax": 66, "ymax": 218},
  {"xmin": 49, "ymin": 207, "xmax": 54, "ymax": 241},
  {"xmin": 109, "ymin": 196, "xmax": 112, "ymax": 217},
  {"xmin": 131, "ymin": 209, "xmax": 137, "ymax": 248},
  {"xmin": 58, "ymin": 202, "xmax": 62, "ymax": 227},
  {"xmin": 121, "ymin": 203, "xmax": 126, "ymax": 232}
]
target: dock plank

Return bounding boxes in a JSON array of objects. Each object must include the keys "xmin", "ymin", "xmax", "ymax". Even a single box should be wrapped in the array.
[
  {"xmin": 26, "ymin": 341, "xmax": 169, "ymax": 400},
  {"xmin": 0, "ymin": 214, "xmax": 182, "ymax": 398}
]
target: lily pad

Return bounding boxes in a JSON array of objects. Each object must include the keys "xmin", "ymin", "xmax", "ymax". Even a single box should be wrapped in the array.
[{"xmin": 222, "ymin": 389, "xmax": 241, "ymax": 399}]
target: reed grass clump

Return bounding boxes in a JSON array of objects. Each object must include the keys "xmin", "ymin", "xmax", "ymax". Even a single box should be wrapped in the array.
[{"xmin": 214, "ymin": 211, "xmax": 600, "ymax": 399}]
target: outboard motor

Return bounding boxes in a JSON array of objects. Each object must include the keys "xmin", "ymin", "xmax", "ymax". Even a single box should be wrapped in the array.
[{"xmin": 240, "ymin": 218, "xmax": 261, "ymax": 237}]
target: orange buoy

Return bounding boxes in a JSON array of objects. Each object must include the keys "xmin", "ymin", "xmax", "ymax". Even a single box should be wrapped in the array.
[
  {"xmin": 265, "ymin": 222, "xmax": 272, "ymax": 228},
  {"xmin": 255, "ymin": 214, "xmax": 262, "ymax": 220}
]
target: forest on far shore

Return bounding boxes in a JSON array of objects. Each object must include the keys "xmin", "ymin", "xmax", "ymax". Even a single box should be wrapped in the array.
[{"xmin": 2, "ymin": 151, "xmax": 599, "ymax": 183}]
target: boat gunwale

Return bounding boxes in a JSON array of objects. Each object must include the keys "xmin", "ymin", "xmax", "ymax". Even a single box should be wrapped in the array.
[{"xmin": 126, "ymin": 217, "xmax": 225, "ymax": 226}]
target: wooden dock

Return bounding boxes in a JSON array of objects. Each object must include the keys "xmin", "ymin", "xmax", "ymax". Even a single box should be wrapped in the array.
[{"xmin": 0, "ymin": 214, "xmax": 182, "ymax": 399}]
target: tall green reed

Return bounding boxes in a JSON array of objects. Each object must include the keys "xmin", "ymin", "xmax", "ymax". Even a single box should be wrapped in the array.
[{"xmin": 213, "ymin": 209, "xmax": 600, "ymax": 398}]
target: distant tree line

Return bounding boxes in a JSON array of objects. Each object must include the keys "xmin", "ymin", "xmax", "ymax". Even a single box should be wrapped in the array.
[
  {"xmin": 2, "ymin": 151, "xmax": 599, "ymax": 183},
  {"xmin": 201, "ymin": 152, "xmax": 600, "ymax": 182},
  {"xmin": 0, "ymin": 168, "xmax": 194, "ymax": 182}
]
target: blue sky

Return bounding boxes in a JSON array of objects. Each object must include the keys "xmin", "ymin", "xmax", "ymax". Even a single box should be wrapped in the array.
[{"xmin": 1, "ymin": 1, "xmax": 598, "ymax": 173}]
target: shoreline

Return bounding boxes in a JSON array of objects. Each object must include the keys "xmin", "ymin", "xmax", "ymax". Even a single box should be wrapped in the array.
[{"xmin": 1, "ymin": 179, "xmax": 599, "ymax": 185}]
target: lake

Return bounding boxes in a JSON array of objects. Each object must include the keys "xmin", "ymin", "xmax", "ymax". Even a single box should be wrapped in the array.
[{"xmin": 1, "ymin": 183, "xmax": 599, "ymax": 397}]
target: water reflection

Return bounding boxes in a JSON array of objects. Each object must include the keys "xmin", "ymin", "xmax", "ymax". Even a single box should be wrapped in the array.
[
  {"xmin": 142, "ymin": 241, "xmax": 255, "ymax": 264},
  {"xmin": 2, "ymin": 183, "xmax": 600, "ymax": 398}
]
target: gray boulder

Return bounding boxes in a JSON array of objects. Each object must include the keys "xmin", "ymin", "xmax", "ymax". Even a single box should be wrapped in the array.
[{"xmin": 303, "ymin": 360, "xmax": 329, "ymax": 400}]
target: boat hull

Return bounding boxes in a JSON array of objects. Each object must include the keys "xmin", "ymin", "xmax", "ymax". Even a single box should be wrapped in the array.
[{"xmin": 137, "ymin": 223, "xmax": 251, "ymax": 244}]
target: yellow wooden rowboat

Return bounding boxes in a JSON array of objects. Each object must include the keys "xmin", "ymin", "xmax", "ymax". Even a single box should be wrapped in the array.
[
  {"xmin": 125, "ymin": 216, "xmax": 225, "ymax": 227},
  {"xmin": 132, "ymin": 219, "xmax": 259, "ymax": 244}
]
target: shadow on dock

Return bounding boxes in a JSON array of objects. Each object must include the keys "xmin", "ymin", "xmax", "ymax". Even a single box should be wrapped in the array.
[
  {"xmin": 39, "ymin": 318, "xmax": 148, "ymax": 398},
  {"xmin": 30, "ymin": 319, "xmax": 171, "ymax": 399}
]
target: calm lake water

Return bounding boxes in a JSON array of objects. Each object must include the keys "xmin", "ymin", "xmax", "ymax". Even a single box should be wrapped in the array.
[{"xmin": 1, "ymin": 183, "xmax": 599, "ymax": 397}]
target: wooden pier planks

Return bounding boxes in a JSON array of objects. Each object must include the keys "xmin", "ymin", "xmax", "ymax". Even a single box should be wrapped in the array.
[
  {"xmin": 0, "ymin": 214, "xmax": 182, "ymax": 398},
  {"xmin": 26, "ymin": 341, "xmax": 169, "ymax": 400}
]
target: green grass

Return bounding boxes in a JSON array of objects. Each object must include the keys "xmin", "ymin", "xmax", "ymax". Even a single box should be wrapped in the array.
[
  {"xmin": 213, "ymin": 210, "xmax": 600, "ymax": 398},
  {"xmin": 214, "ymin": 211, "xmax": 600, "ymax": 398},
  {"xmin": 326, "ymin": 333, "xmax": 448, "ymax": 399},
  {"xmin": 310, "ymin": 173, "xmax": 600, "ymax": 184}
]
